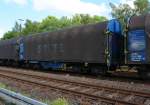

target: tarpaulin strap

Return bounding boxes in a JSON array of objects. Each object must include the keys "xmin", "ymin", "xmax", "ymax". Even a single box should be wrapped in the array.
[
  {"xmin": 124, "ymin": 18, "xmax": 129, "ymax": 64},
  {"xmin": 124, "ymin": 28, "xmax": 128, "ymax": 33},
  {"xmin": 124, "ymin": 50, "xmax": 128, "ymax": 54},
  {"xmin": 106, "ymin": 30, "xmax": 113, "ymax": 36},
  {"xmin": 107, "ymin": 54, "xmax": 111, "ymax": 66},
  {"xmin": 105, "ymin": 29, "xmax": 111, "ymax": 67},
  {"xmin": 105, "ymin": 49, "xmax": 109, "ymax": 54},
  {"xmin": 106, "ymin": 30, "xmax": 110, "ymax": 34}
]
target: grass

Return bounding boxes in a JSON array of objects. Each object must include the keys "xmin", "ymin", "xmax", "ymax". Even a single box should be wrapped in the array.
[
  {"xmin": 0, "ymin": 82, "xmax": 70, "ymax": 105},
  {"xmin": 0, "ymin": 83, "xmax": 16, "ymax": 105},
  {"xmin": 50, "ymin": 98, "xmax": 69, "ymax": 105},
  {"xmin": 0, "ymin": 83, "xmax": 7, "ymax": 88}
]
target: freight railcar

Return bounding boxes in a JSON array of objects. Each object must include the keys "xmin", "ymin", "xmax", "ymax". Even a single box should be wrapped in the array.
[
  {"xmin": 0, "ymin": 38, "xmax": 18, "ymax": 63},
  {"xmin": 0, "ymin": 19, "xmax": 123, "ymax": 74},
  {"xmin": 126, "ymin": 14, "xmax": 150, "ymax": 78}
]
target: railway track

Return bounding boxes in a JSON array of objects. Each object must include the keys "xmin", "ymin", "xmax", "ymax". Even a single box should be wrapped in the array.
[
  {"xmin": 0, "ymin": 88, "xmax": 46, "ymax": 105},
  {"xmin": 0, "ymin": 68, "xmax": 149, "ymax": 105}
]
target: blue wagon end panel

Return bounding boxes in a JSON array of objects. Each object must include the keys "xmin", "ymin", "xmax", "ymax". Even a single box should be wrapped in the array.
[
  {"xmin": 107, "ymin": 19, "xmax": 122, "ymax": 34},
  {"xmin": 127, "ymin": 30, "xmax": 146, "ymax": 63},
  {"xmin": 106, "ymin": 19, "xmax": 124, "ymax": 66},
  {"xmin": 16, "ymin": 37, "xmax": 25, "ymax": 61},
  {"xmin": 19, "ymin": 42, "xmax": 24, "ymax": 60}
]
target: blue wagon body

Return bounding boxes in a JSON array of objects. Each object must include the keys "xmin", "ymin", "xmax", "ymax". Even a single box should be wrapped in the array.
[
  {"xmin": 127, "ymin": 14, "xmax": 150, "ymax": 65},
  {"xmin": 128, "ymin": 30, "xmax": 146, "ymax": 63}
]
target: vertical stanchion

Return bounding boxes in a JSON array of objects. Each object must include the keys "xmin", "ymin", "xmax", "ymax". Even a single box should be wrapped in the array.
[{"xmin": 105, "ymin": 30, "xmax": 111, "ymax": 71}]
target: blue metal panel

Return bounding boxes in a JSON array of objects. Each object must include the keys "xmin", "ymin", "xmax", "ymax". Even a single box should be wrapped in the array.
[
  {"xmin": 29, "ymin": 61, "xmax": 39, "ymax": 64},
  {"xmin": 19, "ymin": 43, "xmax": 24, "ymax": 60},
  {"xmin": 106, "ymin": 19, "xmax": 123, "ymax": 66},
  {"xmin": 108, "ymin": 33, "xmax": 122, "ymax": 64},
  {"xmin": 130, "ymin": 52, "xmax": 146, "ymax": 62},
  {"xmin": 107, "ymin": 19, "xmax": 122, "ymax": 34},
  {"xmin": 18, "ymin": 37, "xmax": 24, "ymax": 60},
  {"xmin": 128, "ymin": 30, "xmax": 146, "ymax": 62},
  {"xmin": 128, "ymin": 30, "xmax": 146, "ymax": 51},
  {"xmin": 40, "ymin": 62, "xmax": 63, "ymax": 69}
]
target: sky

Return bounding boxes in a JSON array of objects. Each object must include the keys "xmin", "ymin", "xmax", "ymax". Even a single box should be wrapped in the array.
[{"xmin": 0, "ymin": 0, "xmax": 137, "ymax": 38}]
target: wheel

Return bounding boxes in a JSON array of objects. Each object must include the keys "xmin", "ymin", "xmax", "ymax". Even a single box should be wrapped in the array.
[
  {"xmin": 137, "ymin": 66, "xmax": 150, "ymax": 80},
  {"xmin": 139, "ymin": 71, "xmax": 150, "ymax": 80}
]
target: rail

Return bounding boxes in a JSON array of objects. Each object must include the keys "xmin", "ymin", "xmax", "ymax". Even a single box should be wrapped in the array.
[
  {"xmin": 0, "ymin": 88, "xmax": 47, "ymax": 105},
  {"xmin": 0, "ymin": 67, "xmax": 149, "ymax": 105}
]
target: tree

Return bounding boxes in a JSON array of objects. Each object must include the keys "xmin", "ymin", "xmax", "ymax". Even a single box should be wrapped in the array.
[
  {"xmin": 39, "ymin": 16, "xmax": 60, "ymax": 32},
  {"xmin": 110, "ymin": 0, "xmax": 150, "ymax": 18},
  {"xmin": 2, "ymin": 14, "xmax": 107, "ymax": 40},
  {"xmin": 22, "ymin": 19, "xmax": 40, "ymax": 35},
  {"xmin": 110, "ymin": 0, "xmax": 150, "ymax": 29},
  {"xmin": 110, "ymin": 3, "xmax": 134, "ymax": 28},
  {"xmin": 59, "ymin": 16, "xmax": 72, "ymax": 28},
  {"xmin": 92, "ymin": 15, "xmax": 107, "ymax": 23},
  {"xmin": 134, "ymin": 0, "xmax": 150, "ymax": 15},
  {"xmin": 71, "ymin": 14, "xmax": 107, "ymax": 25},
  {"xmin": 2, "ymin": 22, "xmax": 21, "ymax": 39},
  {"xmin": 3, "ymin": 31, "xmax": 18, "ymax": 40},
  {"xmin": 71, "ymin": 14, "xmax": 82, "ymax": 25}
]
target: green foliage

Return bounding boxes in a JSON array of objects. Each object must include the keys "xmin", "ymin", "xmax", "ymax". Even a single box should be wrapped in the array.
[
  {"xmin": 12, "ymin": 22, "xmax": 21, "ymax": 33},
  {"xmin": 2, "ymin": 22, "xmax": 21, "ymax": 40},
  {"xmin": 50, "ymin": 98, "xmax": 69, "ymax": 105},
  {"xmin": 93, "ymin": 15, "xmax": 107, "ymax": 23},
  {"xmin": 3, "ymin": 31, "xmax": 19, "ymax": 40},
  {"xmin": 39, "ymin": 16, "xmax": 60, "ymax": 32},
  {"xmin": 2, "ymin": 14, "xmax": 107, "ymax": 40},
  {"xmin": 110, "ymin": 3, "xmax": 134, "ymax": 28},
  {"xmin": 134, "ymin": 0, "xmax": 150, "ymax": 15},
  {"xmin": 110, "ymin": 3, "xmax": 134, "ymax": 19},
  {"xmin": 71, "ymin": 14, "xmax": 107, "ymax": 25},
  {"xmin": 110, "ymin": 0, "xmax": 150, "ymax": 18},
  {"xmin": 22, "ymin": 19, "xmax": 40, "ymax": 35},
  {"xmin": 110, "ymin": 0, "xmax": 150, "ymax": 30},
  {"xmin": 59, "ymin": 16, "xmax": 72, "ymax": 28},
  {"xmin": 0, "ymin": 83, "xmax": 6, "ymax": 88}
]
